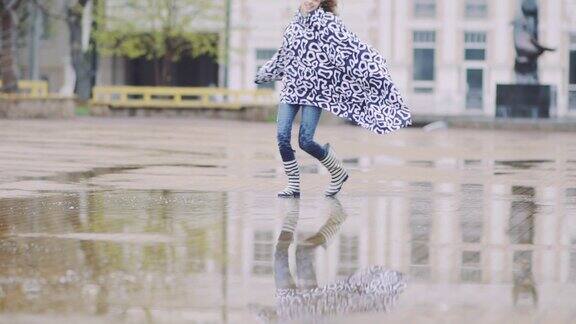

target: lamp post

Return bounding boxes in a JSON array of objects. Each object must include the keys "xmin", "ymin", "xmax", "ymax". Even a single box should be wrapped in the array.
[
  {"xmin": 27, "ymin": 0, "xmax": 41, "ymax": 80},
  {"xmin": 222, "ymin": 0, "xmax": 231, "ymax": 88}
]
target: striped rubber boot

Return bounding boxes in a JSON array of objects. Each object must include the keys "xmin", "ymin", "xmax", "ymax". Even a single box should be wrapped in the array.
[
  {"xmin": 319, "ymin": 143, "xmax": 349, "ymax": 197},
  {"xmin": 278, "ymin": 159, "xmax": 301, "ymax": 198}
]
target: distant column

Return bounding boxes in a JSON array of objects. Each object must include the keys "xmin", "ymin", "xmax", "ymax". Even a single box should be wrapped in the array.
[
  {"xmin": 434, "ymin": 182, "xmax": 457, "ymax": 283},
  {"xmin": 489, "ymin": 184, "xmax": 509, "ymax": 283},
  {"xmin": 542, "ymin": 0, "xmax": 564, "ymax": 116},
  {"xmin": 536, "ymin": 186, "xmax": 558, "ymax": 283},
  {"xmin": 438, "ymin": 0, "xmax": 460, "ymax": 114}
]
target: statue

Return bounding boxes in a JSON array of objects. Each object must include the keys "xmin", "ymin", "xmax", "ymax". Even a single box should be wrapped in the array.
[
  {"xmin": 496, "ymin": 0, "xmax": 556, "ymax": 118},
  {"xmin": 513, "ymin": 0, "xmax": 555, "ymax": 84}
]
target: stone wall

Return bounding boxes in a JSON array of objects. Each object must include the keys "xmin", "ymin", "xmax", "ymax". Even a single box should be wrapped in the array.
[{"xmin": 0, "ymin": 96, "xmax": 75, "ymax": 119}]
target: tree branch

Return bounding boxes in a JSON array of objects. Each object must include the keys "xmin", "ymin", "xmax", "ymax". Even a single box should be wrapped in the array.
[
  {"xmin": 6, "ymin": 0, "xmax": 23, "ymax": 10},
  {"xmin": 30, "ymin": 0, "xmax": 68, "ymax": 20}
]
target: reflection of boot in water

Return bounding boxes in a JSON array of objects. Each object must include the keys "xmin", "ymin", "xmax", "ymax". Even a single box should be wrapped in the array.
[
  {"xmin": 262, "ymin": 196, "xmax": 406, "ymax": 322},
  {"xmin": 304, "ymin": 197, "xmax": 349, "ymax": 248},
  {"xmin": 274, "ymin": 198, "xmax": 300, "ymax": 290},
  {"xmin": 296, "ymin": 197, "xmax": 349, "ymax": 289},
  {"xmin": 295, "ymin": 243, "xmax": 317, "ymax": 289}
]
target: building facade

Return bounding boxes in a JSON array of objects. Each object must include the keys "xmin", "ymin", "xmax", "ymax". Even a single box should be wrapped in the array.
[
  {"xmin": 228, "ymin": 0, "xmax": 576, "ymax": 117},
  {"xmin": 16, "ymin": 0, "xmax": 576, "ymax": 118}
]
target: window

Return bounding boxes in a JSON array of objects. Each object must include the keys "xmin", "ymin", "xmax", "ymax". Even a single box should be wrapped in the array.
[
  {"xmin": 461, "ymin": 251, "xmax": 482, "ymax": 283},
  {"xmin": 570, "ymin": 34, "xmax": 576, "ymax": 111},
  {"xmin": 464, "ymin": 32, "xmax": 487, "ymax": 61},
  {"xmin": 465, "ymin": 0, "xmax": 488, "ymax": 18},
  {"xmin": 459, "ymin": 184, "xmax": 483, "ymax": 243},
  {"xmin": 413, "ymin": 31, "xmax": 436, "ymax": 93},
  {"xmin": 414, "ymin": 0, "xmax": 436, "ymax": 18},
  {"xmin": 252, "ymin": 231, "xmax": 273, "ymax": 275},
  {"xmin": 509, "ymin": 186, "xmax": 536, "ymax": 245},
  {"xmin": 255, "ymin": 49, "xmax": 278, "ymax": 90},
  {"xmin": 466, "ymin": 69, "xmax": 484, "ymax": 109},
  {"xmin": 413, "ymin": 49, "xmax": 435, "ymax": 80},
  {"xmin": 256, "ymin": 49, "xmax": 277, "ymax": 61},
  {"xmin": 464, "ymin": 32, "xmax": 486, "ymax": 110}
]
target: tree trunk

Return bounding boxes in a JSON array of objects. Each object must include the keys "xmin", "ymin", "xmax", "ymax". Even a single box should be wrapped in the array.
[
  {"xmin": 0, "ymin": 2, "xmax": 20, "ymax": 93},
  {"xmin": 159, "ymin": 54, "xmax": 173, "ymax": 86},
  {"xmin": 67, "ymin": 0, "xmax": 96, "ymax": 101},
  {"xmin": 153, "ymin": 58, "xmax": 161, "ymax": 85}
]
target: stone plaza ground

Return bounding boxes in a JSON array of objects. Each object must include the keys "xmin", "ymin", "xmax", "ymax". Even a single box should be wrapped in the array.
[{"xmin": 0, "ymin": 117, "xmax": 575, "ymax": 323}]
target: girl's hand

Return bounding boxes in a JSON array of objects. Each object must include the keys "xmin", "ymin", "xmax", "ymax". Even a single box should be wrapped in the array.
[{"xmin": 300, "ymin": 0, "xmax": 322, "ymax": 14}]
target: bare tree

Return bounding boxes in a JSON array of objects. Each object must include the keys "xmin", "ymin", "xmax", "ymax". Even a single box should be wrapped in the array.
[
  {"xmin": 66, "ymin": 0, "xmax": 96, "ymax": 100},
  {"xmin": 31, "ymin": 0, "xmax": 96, "ymax": 99},
  {"xmin": 0, "ymin": 0, "xmax": 25, "ymax": 93}
]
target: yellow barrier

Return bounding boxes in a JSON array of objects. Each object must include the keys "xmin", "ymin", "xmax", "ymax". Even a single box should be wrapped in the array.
[
  {"xmin": 0, "ymin": 80, "xmax": 49, "ymax": 97},
  {"xmin": 91, "ymin": 86, "xmax": 276, "ymax": 110}
]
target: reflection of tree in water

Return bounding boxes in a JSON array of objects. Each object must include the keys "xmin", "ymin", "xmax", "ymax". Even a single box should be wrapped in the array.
[
  {"xmin": 142, "ymin": 191, "xmax": 171, "ymax": 273},
  {"xmin": 186, "ymin": 228, "xmax": 208, "ymax": 273},
  {"xmin": 0, "ymin": 194, "xmax": 88, "ymax": 313},
  {"xmin": 0, "ymin": 197, "xmax": 14, "ymax": 312},
  {"xmin": 0, "ymin": 190, "xmax": 229, "ymax": 321}
]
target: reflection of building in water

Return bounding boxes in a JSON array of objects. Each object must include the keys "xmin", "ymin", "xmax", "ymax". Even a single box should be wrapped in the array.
[
  {"xmin": 0, "ymin": 191, "xmax": 234, "ymax": 321},
  {"xmin": 459, "ymin": 183, "xmax": 484, "ymax": 283},
  {"xmin": 252, "ymin": 231, "xmax": 274, "ymax": 275},
  {"xmin": 337, "ymin": 234, "xmax": 360, "ymax": 277},
  {"xmin": 567, "ymin": 188, "xmax": 576, "ymax": 282},
  {"xmin": 509, "ymin": 186, "xmax": 536, "ymax": 245},
  {"xmin": 409, "ymin": 182, "xmax": 433, "ymax": 280},
  {"xmin": 1, "ymin": 170, "xmax": 576, "ymax": 320},
  {"xmin": 237, "ymin": 168, "xmax": 576, "ymax": 314},
  {"xmin": 509, "ymin": 186, "xmax": 538, "ymax": 305},
  {"xmin": 17, "ymin": 0, "xmax": 576, "ymax": 116}
]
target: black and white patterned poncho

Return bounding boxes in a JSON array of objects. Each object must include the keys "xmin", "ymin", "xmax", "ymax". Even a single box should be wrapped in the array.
[{"xmin": 255, "ymin": 7, "xmax": 412, "ymax": 135}]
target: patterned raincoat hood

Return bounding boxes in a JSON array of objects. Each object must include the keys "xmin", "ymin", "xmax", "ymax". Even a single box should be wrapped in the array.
[{"xmin": 255, "ymin": 7, "xmax": 412, "ymax": 135}]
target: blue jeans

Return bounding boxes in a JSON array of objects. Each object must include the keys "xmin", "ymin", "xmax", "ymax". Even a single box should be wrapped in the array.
[{"xmin": 276, "ymin": 103, "xmax": 328, "ymax": 162}]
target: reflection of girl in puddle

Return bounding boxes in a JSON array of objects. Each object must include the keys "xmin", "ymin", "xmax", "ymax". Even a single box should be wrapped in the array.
[{"xmin": 251, "ymin": 197, "xmax": 406, "ymax": 323}]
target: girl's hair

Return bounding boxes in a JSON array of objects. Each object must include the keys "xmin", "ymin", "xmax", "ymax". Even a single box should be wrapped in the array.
[{"xmin": 321, "ymin": 0, "xmax": 337, "ymax": 14}]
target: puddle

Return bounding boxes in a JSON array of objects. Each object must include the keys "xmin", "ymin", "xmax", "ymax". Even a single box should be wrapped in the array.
[{"xmin": 0, "ymin": 183, "xmax": 574, "ymax": 323}]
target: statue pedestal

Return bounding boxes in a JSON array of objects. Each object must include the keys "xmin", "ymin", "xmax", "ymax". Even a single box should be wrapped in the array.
[{"xmin": 495, "ymin": 84, "xmax": 555, "ymax": 118}]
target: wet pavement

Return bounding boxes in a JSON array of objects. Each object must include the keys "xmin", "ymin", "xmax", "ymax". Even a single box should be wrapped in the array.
[{"xmin": 0, "ymin": 117, "xmax": 575, "ymax": 323}]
